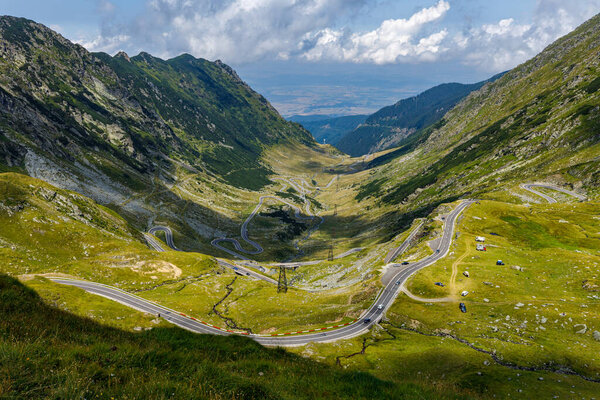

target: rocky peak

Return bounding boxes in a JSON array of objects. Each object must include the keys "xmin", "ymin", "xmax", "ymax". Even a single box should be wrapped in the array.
[
  {"xmin": 115, "ymin": 51, "xmax": 130, "ymax": 62},
  {"xmin": 215, "ymin": 60, "xmax": 244, "ymax": 84}
]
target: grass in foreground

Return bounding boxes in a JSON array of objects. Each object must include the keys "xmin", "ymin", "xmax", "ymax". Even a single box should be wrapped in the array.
[
  {"xmin": 0, "ymin": 274, "xmax": 469, "ymax": 399},
  {"xmin": 300, "ymin": 200, "xmax": 600, "ymax": 399}
]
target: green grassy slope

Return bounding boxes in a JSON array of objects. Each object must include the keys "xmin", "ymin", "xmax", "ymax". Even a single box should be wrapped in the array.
[
  {"xmin": 0, "ymin": 16, "xmax": 314, "ymax": 192},
  {"xmin": 0, "ymin": 172, "xmax": 219, "ymax": 290},
  {"xmin": 301, "ymin": 199, "xmax": 600, "ymax": 399},
  {"xmin": 0, "ymin": 274, "xmax": 471, "ymax": 400},
  {"xmin": 336, "ymin": 75, "xmax": 503, "ymax": 157},
  {"xmin": 356, "ymin": 14, "xmax": 600, "ymax": 208}
]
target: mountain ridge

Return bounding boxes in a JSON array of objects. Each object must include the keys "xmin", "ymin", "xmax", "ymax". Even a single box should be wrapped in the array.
[
  {"xmin": 336, "ymin": 74, "xmax": 504, "ymax": 156},
  {"xmin": 0, "ymin": 15, "xmax": 314, "ymax": 191},
  {"xmin": 355, "ymin": 13, "xmax": 600, "ymax": 207}
]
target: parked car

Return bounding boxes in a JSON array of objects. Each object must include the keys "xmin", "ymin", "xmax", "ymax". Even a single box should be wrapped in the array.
[
  {"xmin": 463, "ymin": 271, "xmax": 470, "ymax": 277},
  {"xmin": 459, "ymin": 303, "xmax": 467, "ymax": 313},
  {"xmin": 496, "ymin": 260, "xmax": 505, "ymax": 266},
  {"xmin": 435, "ymin": 282, "xmax": 445, "ymax": 287},
  {"xmin": 461, "ymin": 291, "xmax": 469, "ymax": 297}
]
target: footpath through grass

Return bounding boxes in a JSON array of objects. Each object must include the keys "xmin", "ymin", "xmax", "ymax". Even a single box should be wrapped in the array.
[{"xmin": 301, "ymin": 200, "xmax": 600, "ymax": 399}]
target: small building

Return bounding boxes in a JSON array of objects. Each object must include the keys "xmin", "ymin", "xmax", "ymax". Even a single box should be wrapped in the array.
[
  {"xmin": 476, "ymin": 244, "xmax": 486, "ymax": 251},
  {"xmin": 476, "ymin": 236, "xmax": 485, "ymax": 242}
]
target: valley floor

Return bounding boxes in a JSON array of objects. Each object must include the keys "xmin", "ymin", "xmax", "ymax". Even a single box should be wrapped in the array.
[{"xmin": 1, "ymin": 149, "xmax": 599, "ymax": 399}]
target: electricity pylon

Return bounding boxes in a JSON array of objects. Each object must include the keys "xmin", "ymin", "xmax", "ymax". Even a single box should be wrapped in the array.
[{"xmin": 277, "ymin": 267, "xmax": 287, "ymax": 293}]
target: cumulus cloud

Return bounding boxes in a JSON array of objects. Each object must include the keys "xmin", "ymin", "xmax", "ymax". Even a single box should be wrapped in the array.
[
  {"xmin": 299, "ymin": 1, "xmax": 450, "ymax": 64},
  {"xmin": 76, "ymin": 34, "xmax": 131, "ymax": 55},
  {"xmin": 78, "ymin": 0, "xmax": 600, "ymax": 71},
  {"xmin": 455, "ymin": 0, "xmax": 600, "ymax": 71},
  {"xmin": 88, "ymin": 0, "xmax": 366, "ymax": 62}
]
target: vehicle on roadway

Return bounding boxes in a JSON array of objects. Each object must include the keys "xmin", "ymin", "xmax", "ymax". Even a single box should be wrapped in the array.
[
  {"xmin": 363, "ymin": 318, "xmax": 371, "ymax": 324},
  {"xmin": 459, "ymin": 303, "xmax": 467, "ymax": 313},
  {"xmin": 401, "ymin": 261, "xmax": 409, "ymax": 265},
  {"xmin": 377, "ymin": 304, "xmax": 384, "ymax": 310},
  {"xmin": 435, "ymin": 282, "xmax": 444, "ymax": 287},
  {"xmin": 395, "ymin": 280, "xmax": 401, "ymax": 285}
]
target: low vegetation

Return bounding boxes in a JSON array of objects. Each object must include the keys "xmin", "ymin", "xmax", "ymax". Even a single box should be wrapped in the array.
[{"xmin": 1, "ymin": 274, "xmax": 465, "ymax": 400}]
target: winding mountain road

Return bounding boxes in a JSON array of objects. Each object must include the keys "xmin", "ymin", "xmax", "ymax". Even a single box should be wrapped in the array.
[
  {"xmin": 521, "ymin": 183, "xmax": 586, "ymax": 203},
  {"xmin": 146, "ymin": 225, "xmax": 276, "ymax": 284},
  {"xmin": 53, "ymin": 200, "xmax": 473, "ymax": 346},
  {"xmin": 211, "ymin": 177, "xmax": 328, "ymax": 260},
  {"xmin": 384, "ymin": 222, "xmax": 424, "ymax": 264}
]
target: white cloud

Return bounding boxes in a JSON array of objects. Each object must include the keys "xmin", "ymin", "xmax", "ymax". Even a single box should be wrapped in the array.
[
  {"xmin": 299, "ymin": 1, "xmax": 450, "ymax": 64},
  {"xmin": 49, "ymin": 24, "xmax": 63, "ymax": 33},
  {"xmin": 76, "ymin": 34, "xmax": 131, "ymax": 54},
  {"xmin": 77, "ymin": 0, "xmax": 600, "ymax": 71},
  {"xmin": 456, "ymin": 0, "xmax": 600, "ymax": 71},
  {"xmin": 87, "ymin": 0, "xmax": 366, "ymax": 62}
]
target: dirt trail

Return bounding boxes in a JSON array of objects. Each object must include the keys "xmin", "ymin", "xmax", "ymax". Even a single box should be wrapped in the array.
[{"xmin": 450, "ymin": 250, "xmax": 469, "ymax": 297}]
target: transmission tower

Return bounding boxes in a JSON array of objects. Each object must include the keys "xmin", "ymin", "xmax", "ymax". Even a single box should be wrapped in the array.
[{"xmin": 277, "ymin": 267, "xmax": 287, "ymax": 293}]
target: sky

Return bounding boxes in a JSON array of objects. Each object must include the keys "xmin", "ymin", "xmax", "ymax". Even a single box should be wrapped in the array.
[{"xmin": 2, "ymin": 0, "xmax": 600, "ymax": 117}]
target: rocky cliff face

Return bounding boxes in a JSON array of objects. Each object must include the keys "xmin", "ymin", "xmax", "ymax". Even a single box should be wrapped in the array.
[{"xmin": 0, "ymin": 16, "xmax": 314, "ymax": 193}]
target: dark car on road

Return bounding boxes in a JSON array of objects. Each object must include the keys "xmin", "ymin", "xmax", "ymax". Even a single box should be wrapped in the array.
[
  {"xmin": 401, "ymin": 261, "xmax": 409, "ymax": 265},
  {"xmin": 459, "ymin": 303, "xmax": 467, "ymax": 313},
  {"xmin": 363, "ymin": 318, "xmax": 371, "ymax": 324}
]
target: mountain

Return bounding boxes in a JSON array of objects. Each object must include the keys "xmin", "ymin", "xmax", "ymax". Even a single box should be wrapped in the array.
[
  {"xmin": 291, "ymin": 114, "xmax": 368, "ymax": 144},
  {"xmin": 356, "ymin": 13, "xmax": 600, "ymax": 208},
  {"xmin": 336, "ymin": 75, "xmax": 504, "ymax": 156},
  {"xmin": 0, "ymin": 16, "xmax": 314, "ymax": 194}
]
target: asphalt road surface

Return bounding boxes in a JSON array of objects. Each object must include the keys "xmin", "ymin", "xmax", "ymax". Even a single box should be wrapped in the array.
[
  {"xmin": 54, "ymin": 200, "xmax": 473, "ymax": 346},
  {"xmin": 146, "ymin": 225, "xmax": 276, "ymax": 284},
  {"xmin": 521, "ymin": 183, "xmax": 586, "ymax": 203},
  {"xmin": 384, "ymin": 222, "xmax": 424, "ymax": 264},
  {"xmin": 148, "ymin": 226, "xmax": 180, "ymax": 251},
  {"xmin": 211, "ymin": 192, "xmax": 322, "ymax": 259}
]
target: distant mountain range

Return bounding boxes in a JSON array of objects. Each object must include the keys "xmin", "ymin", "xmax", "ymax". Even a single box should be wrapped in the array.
[
  {"xmin": 335, "ymin": 74, "xmax": 505, "ymax": 156},
  {"xmin": 294, "ymin": 74, "xmax": 504, "ymax": 157},
  {"xmin": 355, "ymin": 12, "xmax": 600, "ymax": 208},
  {"xmin": 288, "ymin": 114, "xmax": 367, "ymax": 144}
]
